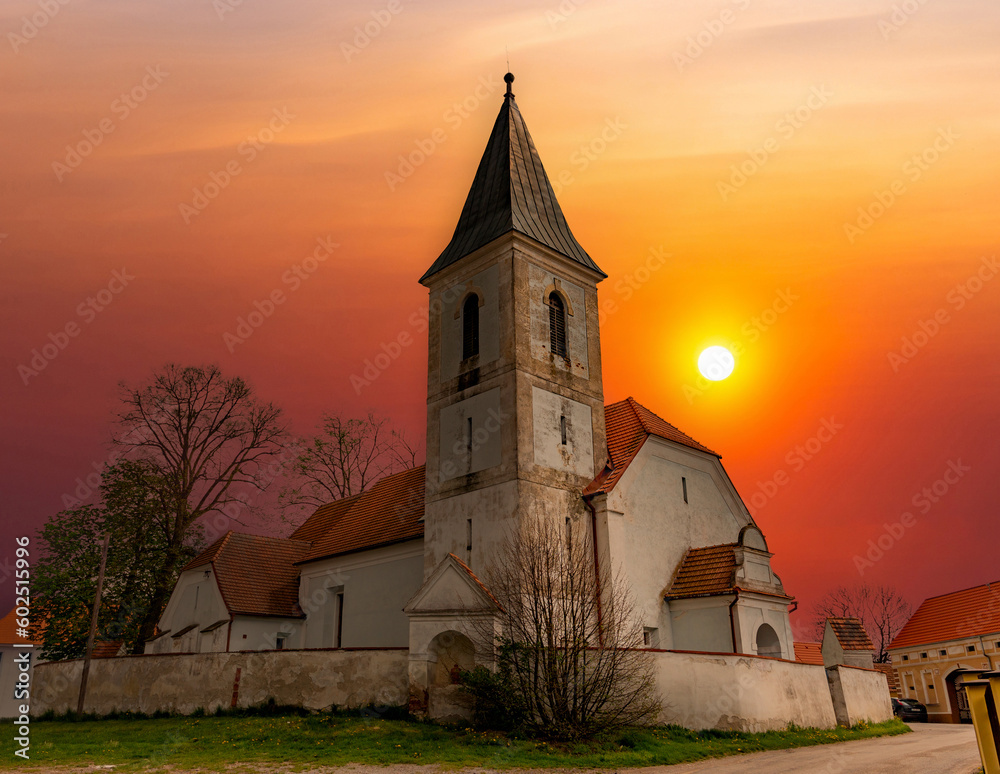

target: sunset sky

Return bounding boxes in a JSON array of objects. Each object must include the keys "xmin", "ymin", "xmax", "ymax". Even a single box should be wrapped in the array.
[{"xmin": 2, "ymin": 0, "xmax": 998, "ymax": 637}]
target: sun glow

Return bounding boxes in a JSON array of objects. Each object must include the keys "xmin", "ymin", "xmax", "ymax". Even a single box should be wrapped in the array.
[{"xmin": 698, "ymin": 346, "xmax": 735, "ymax": 381}]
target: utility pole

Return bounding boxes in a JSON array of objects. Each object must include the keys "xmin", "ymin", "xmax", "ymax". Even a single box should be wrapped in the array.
[{"xmin": 77, "ymin": 533, "xmax": 110, "ymax": 715}]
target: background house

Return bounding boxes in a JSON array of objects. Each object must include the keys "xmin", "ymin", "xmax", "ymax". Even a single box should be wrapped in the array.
[
  {"xmin": 888, "ymin": 580, "xmax": 1000, "ymax": 723},
  {"xmin": 149, "ymin": 532, "xmax": 311, "ymax": 653}
]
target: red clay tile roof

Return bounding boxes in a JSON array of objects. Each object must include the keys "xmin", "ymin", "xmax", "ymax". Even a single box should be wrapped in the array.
[
  {"xmin": 828, "ymin": 617, "xmax": 874, "ymax": 650},
  {"xmin": 665, "ymin": 544, "xmax": 738, "ymax": 599},
  {"xmin": 299, "ymin": 466, "xmax": 425, "ymax": 563},
  {"xmin": 793, "ymin": 641, "xmax": 824, "ymax": 666},
  {"xmin": 290, "ymin": 493, "xmax": 362, "ymax": 543},
  {"xmin": 587, "ymin": 397, "xmax": 717, "ymax": 494},
  {"xmin": 888, "ymin": 580, "xmax": 1000, "ymax": 650},
  {"xmin": 183, "ymin": 531, "xmax": 311, "ymax": 618},
  {"xmin": 875, "ymin": 663, "xmax": 901, "ymax": 696},
  {"xmin": 90, "ymin": 640, "xmax": 123, "ymax": 658},
  {"xmin": 448, "ymin": 553, "xmax": 502, "ymax": 610}
]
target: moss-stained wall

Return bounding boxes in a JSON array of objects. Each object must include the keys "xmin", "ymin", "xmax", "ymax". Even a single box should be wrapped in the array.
[{"xmin": 32, "ymin": 649, "xmax": 408, "ymax": 716}]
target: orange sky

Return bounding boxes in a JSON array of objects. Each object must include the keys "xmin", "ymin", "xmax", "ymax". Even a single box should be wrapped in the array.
[{"xmin": 2, "ymin": 0, "xmax": 998, "ymax": 634}]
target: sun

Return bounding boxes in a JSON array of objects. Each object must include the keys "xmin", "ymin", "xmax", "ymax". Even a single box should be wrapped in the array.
[{"xmin": 698, "ymin": 346, "xmax": 735, "ymax": 381}]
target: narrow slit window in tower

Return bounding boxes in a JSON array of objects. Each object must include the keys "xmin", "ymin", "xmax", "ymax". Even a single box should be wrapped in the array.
[
  {"xmin": 548, "ymin": 292, "xmax": 567, "ymax": 359},
  {"xmin": 462, "ymin": 295, "xmax": 479, "ymax": 359}
]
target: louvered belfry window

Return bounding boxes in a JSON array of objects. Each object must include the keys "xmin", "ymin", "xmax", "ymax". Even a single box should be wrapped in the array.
[
  {"xmin": 462, "ymin": 294, "xmax": 480, "ymax": 360},
  {"xmin": 548, "ymin": 292, "xmax": 567, "ymax": 359}
]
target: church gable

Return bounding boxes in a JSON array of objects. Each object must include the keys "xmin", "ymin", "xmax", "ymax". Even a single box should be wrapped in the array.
[{"xmin": 405, "ymin": 554, "xmax": 499, "ymax": 615}]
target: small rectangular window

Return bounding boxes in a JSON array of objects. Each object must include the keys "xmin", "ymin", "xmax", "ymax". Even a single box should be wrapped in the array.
[
  {"xmin": 682, "ymin": 477, "xmax": 688, "ymax": 504},
  {"xmin": 927, "ymin": 684, "xmax": 934, "ymax": 690},
  {"xmin": 560, "ymin": 415, "xmax": 567, "ymax": 445},
  {"xmin": 902, "ymin": 655, "xmax": 909, "ymax": 661},
  {"xmin": 335, "ymin": 592, "xmax": 345, "ymax": 648},
  {"xmin": 466, "ymin": 416, "xmax": 473, "ymax": 452},
  {"xmin": 940, "ymin": 650, "xmax": 947, "ymax": 656},
  {"xmin": 996, "ymin": 641, "xmax": 1000, "ymax": 649},
  {"xmin": 920, "ymin": 652, "xmax": 927, "ymax": 659},
  {"xmin": 967, "ymin": 645, "xmax": 976, "ymax": 652},
  {"xmin": 466, "ymin": 518, "xmax": 473, "ymax": 554},
  {"xmin": 275, "ymin": 637, "xmax": 284, "ymax": 650}
]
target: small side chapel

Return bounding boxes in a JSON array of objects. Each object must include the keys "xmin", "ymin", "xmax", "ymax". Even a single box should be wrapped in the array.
[{"xmin": 151, "ymin": 73, "xmax": 796, "ymax": 716}]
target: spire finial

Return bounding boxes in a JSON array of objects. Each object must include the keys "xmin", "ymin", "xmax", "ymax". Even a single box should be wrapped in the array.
[{"xmin": 504, "ymin": 72, "xmax": 514, "ymax": 98}]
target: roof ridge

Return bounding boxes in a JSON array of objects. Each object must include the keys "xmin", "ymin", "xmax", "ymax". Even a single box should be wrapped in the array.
[{"xmin": 922, "ymin": 579, "xmax": 1000, "ymax": 601}]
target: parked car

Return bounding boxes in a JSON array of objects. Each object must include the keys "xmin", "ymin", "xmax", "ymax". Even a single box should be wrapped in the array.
[{"xmin": 892, "ymin": 697, "xmax": 928, "ymax": 722}]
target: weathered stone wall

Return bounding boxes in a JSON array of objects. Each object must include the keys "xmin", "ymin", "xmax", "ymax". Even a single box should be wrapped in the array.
[
  {"xmin": 826, "ymin": 664, "xmax": 893, "ymax": 726},
  {"xmin": 32, "ymin": 649, "xmax": 408, "ymax": 716},
  {"xmin": 653, "ymin": 650, "xmax": 839, "ymax": 731}
]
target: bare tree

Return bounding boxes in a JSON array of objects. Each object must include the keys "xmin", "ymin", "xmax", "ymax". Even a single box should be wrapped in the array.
[
  {"xmin": 469, "ymin": 518, "xmax": 660, "ymax": 739},
  {"xmin": 279, "ymin": 411, "xmax": 417, "ymax": 509},
  {"xmin": 812, "ymin": 584, "xmax": 912, "ymax": 663},
  {"xmin": 114, "ymin": 364, "xmax": 286, "ymax": 646}
]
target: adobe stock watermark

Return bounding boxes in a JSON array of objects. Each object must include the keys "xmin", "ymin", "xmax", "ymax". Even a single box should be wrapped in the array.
[
  {"xmin": 843, "ymin": 127, "xmax": 958, "ymax": 244},
  {"xmin": 212, "ymin": 0, "xmax": 245, "ymax": 20},
  {"xmin": 52, "ymin": 65, "xmax": 169, "ymax": 182},
  {"xmin": 545, "ymin": 0, "xmax": 586, "ymax": 29},
  {"xmin": 17, "ymin": 268, "xmax": 136, "ymax": 386},
  {"xmin": 340, "ymin": 0, "xmax": 403, "ymax": 62},
  {"xmin": 672, "ymin": 0, "xmax": 752, "ymax": 71},
  {"xmin": 717, "ymin": 86, "xmax": 832, "ymax": 201},
  {"xmin": 7, "ymin": 0, "xmax": 70, "ymax": 53},
  {"xmin": 596, "ymin": 246, "xmax": 669, "ymax": 325},
  {"xmin": 853, "ymin": 459, "xmax": 969, "ymax": 575},
  {"xmin": 385, "ymin": 75, "xmax": 498, "ymax": 191},
  {"xmin": 223, "ymin": 235, "xmax": 339, "ymax": 353},
  {"xmin": 878, "ymin": 0, "xmax": 931, "ymax": 40},
  {"xmin": 684, "ymin": 288, "xmax": 798, "ymax": 403},
  {"xmin": 549, "ymin": 117, "xmax": 628, "ymax": 197},
  {"xmin": 179, "ymin": 107, "xmax": 295, "ymax": 224},
  {"xmin": 747, "ymin": 416, "xmax": 843, "ymax": 511},
  {"xmin": 887, "ymin": 256, "xmax": 998, "ymax": 372}
]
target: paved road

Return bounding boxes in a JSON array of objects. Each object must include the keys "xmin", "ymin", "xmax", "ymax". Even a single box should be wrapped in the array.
[{"xmin": 652, "ymin": 723, "xmax": 981, "ymax": 774}]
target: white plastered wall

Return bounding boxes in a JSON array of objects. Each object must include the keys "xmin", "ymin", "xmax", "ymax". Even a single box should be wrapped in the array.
[
  {"xmin": 298, "ymin": 541, "xmax": 424, "ymax": 649},
  {"xmin": 602, "ymin": 437, "xmax": 757, "ymax": 649}
]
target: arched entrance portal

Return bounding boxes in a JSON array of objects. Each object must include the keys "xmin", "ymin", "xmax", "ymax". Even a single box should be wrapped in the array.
[
  {"xmin": 428, "ymin": 631, "xmax": 475, "ymax": 686},
  {"xmin": 755, "ymin": 624, "xmax": 782, "ymax": 658},
  {"xmin": 945, "ymin": 668, "xmax": 974, "ymax": 723},
  {"xmin": 426, "ymin": 631, "xmax": 476, "ymax": 723}
]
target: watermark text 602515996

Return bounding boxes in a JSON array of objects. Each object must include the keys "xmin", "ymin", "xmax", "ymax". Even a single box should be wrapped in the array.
[{"xmin": 14, "ymin": 536, "xmax": 33, "ymax": 760}]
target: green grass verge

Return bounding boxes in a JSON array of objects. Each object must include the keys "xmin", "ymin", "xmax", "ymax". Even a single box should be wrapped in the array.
[{"xmin": 1, "ymin": 711, "xmax": 910, "ymax": 771}]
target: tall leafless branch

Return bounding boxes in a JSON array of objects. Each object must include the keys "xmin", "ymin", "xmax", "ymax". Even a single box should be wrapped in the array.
[
  {"xmin": 470, "ymin": 518, "xmax": 660, "ymax": 739},
  {"xmin": 279, "ymin": 411, "xmax": 417, "ymax": 509},
  {"xmin": 812, "ymin": 583, "xmax": 912, "ymax": 662},
  {"xmin": 113, "ymin": 363, "xmax": 286, "ymax": 646}
]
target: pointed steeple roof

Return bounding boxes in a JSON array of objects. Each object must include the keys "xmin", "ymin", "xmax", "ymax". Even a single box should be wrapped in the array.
[{"xmin": 421, "ymin": 73, "xmax": 605, "ymax": 283}]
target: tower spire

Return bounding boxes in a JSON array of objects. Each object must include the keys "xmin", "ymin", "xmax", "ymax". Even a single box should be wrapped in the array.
[{"xmin": 420, "ymin": 73, "xmax": 605, "ymax": 283}]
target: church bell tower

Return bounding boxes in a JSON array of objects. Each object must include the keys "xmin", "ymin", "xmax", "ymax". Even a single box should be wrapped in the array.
[{"xmin": 419, "ymin": 73, "xmax": 608, "ymax": 578}]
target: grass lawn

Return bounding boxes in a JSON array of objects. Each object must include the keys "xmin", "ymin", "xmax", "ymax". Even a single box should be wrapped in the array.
[{"xmin": 1, "ymin": 711, "xmax": 910, "ymax": 772}]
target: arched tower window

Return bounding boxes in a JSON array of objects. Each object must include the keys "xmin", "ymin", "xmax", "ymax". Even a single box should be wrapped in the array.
[
  {"xmin": 462, "ymin": 295, "xmax": 479, "ymax": 359},
  {"xmin": 755, "ymin": 624, "xmax": 782, "ymax": 658},
  {"xmin": 548, "ymin": 292, "xmax": 567, "ymax": 359}
]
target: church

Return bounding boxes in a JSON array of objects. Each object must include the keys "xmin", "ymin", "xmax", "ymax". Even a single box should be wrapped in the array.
[{"xmin": 147, "ymin": 74, "xmax": 885, "ymax": 728}]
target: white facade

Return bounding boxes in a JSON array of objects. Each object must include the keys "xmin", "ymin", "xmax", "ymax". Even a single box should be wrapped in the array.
[{"xmin": 298, "ymin": 542, "xmax": 423, "ymax": 648}]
